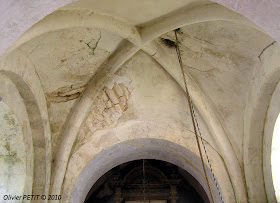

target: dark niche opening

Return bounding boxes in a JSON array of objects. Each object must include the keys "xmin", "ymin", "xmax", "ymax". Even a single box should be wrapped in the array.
[{"xmin": 85, "ymin": 159, "xmax": 209, "ymax": 203}]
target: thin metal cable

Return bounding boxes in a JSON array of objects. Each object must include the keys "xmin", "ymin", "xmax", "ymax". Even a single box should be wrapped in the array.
[
  {"xmin": 174, "ymin": 29, "xmax": 221, "ymax": 203},
  {"xmin": 191, "ymin": 99, "xmax": 224, "ymax": 203}
]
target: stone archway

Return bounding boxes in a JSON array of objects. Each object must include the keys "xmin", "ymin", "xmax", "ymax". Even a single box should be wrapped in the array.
[
  {"xmin": 243, "ymin": 42, "xmax": 280, "ymax": 202},
  {"xmin": 0, "ymin": 70, "xmax": 52, "ymax": 198},
  {"xmin": 66, "ymin": 138, "xmax": 225, "ymax": 203},
  {"xmin": 263, "ymin": 77, "xmax": 280, "ymax": 202}
]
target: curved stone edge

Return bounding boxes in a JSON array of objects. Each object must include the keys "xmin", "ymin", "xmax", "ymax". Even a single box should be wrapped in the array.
[
  {"xmin": 61, "ymin": 122, "xmax": 233, "ymax": 203},
  {"xmin": 0, "ymin": 49, "xmax": 52, "ymax": 200},
  {"xmin": 244, "ymin": 42, "xmax": 280, "ymax": 202}
]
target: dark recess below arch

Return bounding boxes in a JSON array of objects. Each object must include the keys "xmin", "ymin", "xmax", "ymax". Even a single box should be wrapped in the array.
[{"xmin": 85, "ymin": 159, "xmax": 208, "ymax": 203}]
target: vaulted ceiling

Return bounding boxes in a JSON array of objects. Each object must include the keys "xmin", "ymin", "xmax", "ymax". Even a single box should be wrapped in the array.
[{"xmin": 0, "ymin": 0, "xmax": 280, "ymax": 203}]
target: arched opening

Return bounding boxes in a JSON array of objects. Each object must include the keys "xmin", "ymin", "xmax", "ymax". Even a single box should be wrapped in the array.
[
  {"xmin": 68, "ymin": 139, "xmax": 225, "ymax": 203},
  {"xmin": 0, "ymin": 70, "xmax": 51, "ymax": 197},
  {"xmin": 272, "ymin": 113, "xmax": 280, "ymax": 202},
  {"xmin": 85, "ymin": 159, "xmax": 208, "ymax": 203},
  {"xmin": 0, "ymin": 101, "xmax": 26, "ymax": 198}
]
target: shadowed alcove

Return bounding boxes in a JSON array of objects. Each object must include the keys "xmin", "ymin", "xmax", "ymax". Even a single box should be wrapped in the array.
[{"xmin": 85, "ymin": 159, "xmax": 208, "ymax": 203}]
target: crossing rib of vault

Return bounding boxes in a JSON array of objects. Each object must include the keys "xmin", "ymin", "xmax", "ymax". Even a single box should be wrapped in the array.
[{"xmin": 0, "ymin": 0, "xmax": 280, "ymax": 202}]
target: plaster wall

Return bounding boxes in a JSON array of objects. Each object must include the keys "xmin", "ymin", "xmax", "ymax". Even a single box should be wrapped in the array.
[
  {"xmin": 161, "ymin": 21, "xmax": 273, "ymax": 165},
  {"xmin": 61, "ymin": 52, "xmax": 233, "ymax": 202},
  {"xmin": 73, "ymin": 51, "xmax": 220, "ymax": 154},
  {"xmin": 17, "ymin": 27, "xmax": 123, "ymax": 156},
  {"xmin": 0, "ymin": 101, "xmax": 26, "ymax": 201},
  {"xmin": 0, "ymin": 0, "xmax": 280, "ymax": 202}
]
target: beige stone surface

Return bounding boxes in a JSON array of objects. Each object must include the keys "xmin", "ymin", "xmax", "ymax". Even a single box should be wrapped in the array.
[
  {"xmin": 19, "ymin": 27, "xmax": 122, "ymax": 94},
  {"xmin": 0, "ymin": 0, "xmax": 280, "ymax": 203},
  {"xmin": 0, "ymin": 101, "xmax": 26, "ymax": 201},
  {"xmin": 61, "ymin": 0, "xmax": 209, "ymax": 25},
  {"xmin": 161, "ymin": 21, "xmax": 274, "ymax": 165},
  {"xmin": 244, "ymin": 42, "xmax": 280, "ymax": 202}
]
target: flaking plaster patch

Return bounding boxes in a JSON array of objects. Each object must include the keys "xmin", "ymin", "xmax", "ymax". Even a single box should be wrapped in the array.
[
  {"xmin": 47, "ymin": 82, "xmax": 87, "ymax": 103},
  {"xmin": 73, "ymin": 78, "xmax": 132, "ymax": 153}
]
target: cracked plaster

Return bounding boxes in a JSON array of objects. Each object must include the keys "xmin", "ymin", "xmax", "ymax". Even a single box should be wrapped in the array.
[{"xmin": 0, "ymin": 0, "xmax": 280, "ymax": 202}]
